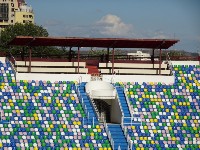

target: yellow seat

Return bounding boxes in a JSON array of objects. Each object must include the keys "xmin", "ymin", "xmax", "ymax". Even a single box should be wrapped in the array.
[
  {"xmin": 90, "ymin": 132, "xmax": 94, "ymax": 136},
  {"xmin": 64, "ymin": 148, "xmax": 69, "ymax": 150},
  {"xmin": 16, "ymin": 109, "xmax": 20, "ymax": 114},
  {"xmin": 193, "ymin": 127, "xmax": 197, "ymax": 130},
  {"xmin": 172, "ymin": 105, "xmax": 176, "ymax": 109},
  {"xmin": 0, "ymin": 142, "xmax": 2, "ymax": 148},
  {"xmin": 97, "ymin": 129, "xmax": 101, "ymax": 132},
  {"xmin": 131, "ymin": 126, "xmax": 135, "ymax": 130},
  {"xmin": 34, "ymin": 147, "xmax": 38, "ymax": 150},
  {"xmin": 153, "ymin": 129, "xmax": 157, "ymax": 133},
  {"xmin": 50, "ymin": 124, "xmax": 54, "ymax": 128},
  {"xmin": 151, "ymin": 140, "xmax": 155, "ymax": 144},
  {"xmin": 195, "ymin": 134, "xmax": 199, "ymax": 138},
  {"xmin": 154, "ymin": 119, "xmax": 158, "ymax": 122},
  {"xmin": 183, "ymin": 123, "xmax": 187, "ymax": 127},
  {"xmin": 172, "ymin": 137, "xmax": 176, "ymax": 141}
]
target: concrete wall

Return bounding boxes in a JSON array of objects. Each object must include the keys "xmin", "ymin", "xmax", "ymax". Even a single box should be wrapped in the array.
[
  {"xmin": 102, "ymin": 74, "xmax": 175, "ymax": 84},
  {"xmin": 16, "ymin": 73, "xmax": 91, "ymax": 82},
  {"xmin": 110, "ymin": 98, "xmax": 122, "ymax": 123},
  {"xmin": 0, "ymin": 57, "xmax": 5, "ymax": 63},
  {"xmin": 171, "ymin": 61, "xmax": 199, "ymax": 66}
]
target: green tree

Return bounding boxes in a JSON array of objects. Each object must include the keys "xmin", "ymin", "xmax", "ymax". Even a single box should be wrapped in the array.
[{"xmin": 0, "ymin": 22, "xmax": 48, "ymax": 49}]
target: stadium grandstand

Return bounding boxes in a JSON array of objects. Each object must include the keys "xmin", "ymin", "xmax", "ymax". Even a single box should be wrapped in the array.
[{"xmin": 0, "ymin": 36, "xmax": 199, "ymax": 150}]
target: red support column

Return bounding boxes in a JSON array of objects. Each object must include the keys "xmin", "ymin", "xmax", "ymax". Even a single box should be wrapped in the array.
[
  {"xmin": 28, "ymin": 47, "xmax": 32, "ymax": 73},
  {"xmin": 159, "ymin": 48, "xmax": 162, "ymax": 75},
  {"xmin": 112, "ymin": 48, "xmax": 115, "ymax": 75},
  {"xmin": 78, "ymin": 47, "xmax": 80, "ymax": 74}
]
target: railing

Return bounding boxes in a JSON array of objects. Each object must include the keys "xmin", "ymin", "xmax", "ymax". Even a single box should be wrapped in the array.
[
  {"xmin": 124, "ymin": 87, "xmax": 134, "ymax": 117},
  {"xmin": 104, "ymin": 122, "xmax": 115, "ymax": 150},
  {"xmin": 76, "ymin": 85, "xmax": 97, "ymax": 126},
  {"xmin": 166, "ymin": 53, "xmax": 174, "ymax": 76},
  {"xmin": 88, "ymin": 94, "xmax": 101, "ymax": 122},
  {"xmin": 78, "ymin": 76, "xmax": 82, "ymax": 84},
  {"xmin": 6, "ymin": 54, "xmax": 17, "ymax": 81}
]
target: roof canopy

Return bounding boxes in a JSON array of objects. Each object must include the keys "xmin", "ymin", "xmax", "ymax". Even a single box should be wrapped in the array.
[{"xmin": 8, "ymin": 36, "xmax": 179, "ymax": 49}]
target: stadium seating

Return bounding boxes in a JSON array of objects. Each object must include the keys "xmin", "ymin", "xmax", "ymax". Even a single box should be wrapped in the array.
[
  {"xmin": 123, "ymin": 65, "xmax": 200, "ymax": 149},
  {"xmin": 0, "ymin": 61, "xmax": 111, "ymax": 149}
]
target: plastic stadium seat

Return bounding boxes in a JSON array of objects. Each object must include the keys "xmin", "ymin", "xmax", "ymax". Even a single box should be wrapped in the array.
[
  {"xmin": 0, "ymin": 61, "xmax": 111, "ymax": 149},
  {"xmin": 121, "ymin": 65, "xmax": 200, "ymax": 149}
]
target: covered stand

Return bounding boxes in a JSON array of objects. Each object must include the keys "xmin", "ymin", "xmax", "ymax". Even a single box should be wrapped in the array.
[{"xmin": 8, "ymin": 36, "xmax": 179, "ymax": 74}]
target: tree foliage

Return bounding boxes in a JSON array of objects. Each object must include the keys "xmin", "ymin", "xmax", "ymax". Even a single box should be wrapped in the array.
[{"xmin": 0, "ymin": 23, "xmax": 48, "ymax": 49}]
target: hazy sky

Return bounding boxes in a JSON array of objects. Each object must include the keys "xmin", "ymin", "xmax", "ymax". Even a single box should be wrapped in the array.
[{"xmin": 26, "ymin": 0, "xmax": 200, "ymax": 52}]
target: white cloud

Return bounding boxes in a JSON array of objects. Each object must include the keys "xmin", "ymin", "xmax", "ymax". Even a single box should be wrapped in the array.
[{"xmin": 96, "ymin": 14, "xmax": 133, "ymax": 37}]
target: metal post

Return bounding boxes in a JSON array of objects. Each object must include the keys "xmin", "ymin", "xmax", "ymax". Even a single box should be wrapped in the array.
[
  {"xmin": 69, "ymin": 47, "xmax": 72, "ymax": 62},
  {"xmin": 152, "ymin": 49, "xmax": 155, "ymax": 68},
  {"xmin": 112, "ymin": 48, "xmax": 115, "ymax": 74},
  {"xmin": 159, "ymin": 48, "xmax": 162, "ymax": 75},
  {"xmin": 78, "ymin": 47, "xmax": 80, "ymax": 74},
  {"xmin": 107, "ymin": 47, "xmax": 110, "ymax": 63},
  {"xmin": 28, "ymin": 47, "xmax": 32, "ymax": 73}
]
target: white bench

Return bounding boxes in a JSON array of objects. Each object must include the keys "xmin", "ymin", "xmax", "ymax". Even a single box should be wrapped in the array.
[
  {"xmin": 16, "ymin": 67, "xmax": 88, "ymax": 74},
  {"xmin": 15, "ymin": 61, "xmax": 86, "ymax": 67},
  {"xmin": 99, "ymin": 63, "xmax": 167, "ymax": 69},
  {"xmin": 100, "ymin": 68, "xmax": 170, "ymax": 75}
]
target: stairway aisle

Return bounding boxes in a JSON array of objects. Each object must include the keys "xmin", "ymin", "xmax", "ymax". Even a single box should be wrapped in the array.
[
  {"xmin": 86, "ymin": 65, "xmax": 99, "ymax": 74},
  {"xmin": 107, "ymin": 124, "xmax": 128, "ymax": 150},
  {"xmin": 78, "ymin": 82, "xmax": 98, "ymax": 124},
  {"xmin": 116, "ymin": 87, "xmax": 131, "ymax": 124}
]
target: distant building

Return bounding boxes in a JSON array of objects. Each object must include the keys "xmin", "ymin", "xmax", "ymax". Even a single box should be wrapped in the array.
[
  {"xmin": 127, "ymin": 51, "xmax": 151, "ymax": 60},
  {"xmin": 0, "ymin": 0, "xmax": 34, "ymax": 29}
]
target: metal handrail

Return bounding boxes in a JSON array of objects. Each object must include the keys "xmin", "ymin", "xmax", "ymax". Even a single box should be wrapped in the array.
[
  {"xmin": 123, "ymin": 87, "xmax": 134, "ymax": 118},
  {"xmin": 166, "ymin": 52, "xmax": 174, "ymax": 76}
]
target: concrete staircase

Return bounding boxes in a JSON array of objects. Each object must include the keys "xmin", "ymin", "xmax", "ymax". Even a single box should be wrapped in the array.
[
  {"xmin": 78, "ymin": 82, "xmax": 98, "ymax": 124},
  {"xmin": 116, "ymin": 87, "xmax": 131, "ymax": 125},
  {"xmin": 86, "ymin": 65, "xmax": 99, "ymax": 74},
  {"xmin": 107, "ymin": 124, "xmax": 128, "ymax": 150}
]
